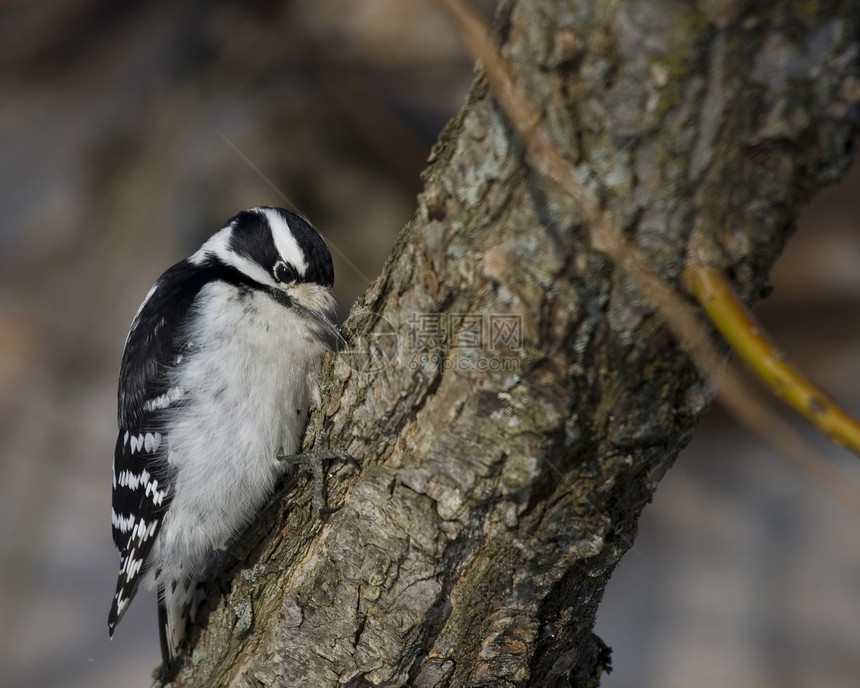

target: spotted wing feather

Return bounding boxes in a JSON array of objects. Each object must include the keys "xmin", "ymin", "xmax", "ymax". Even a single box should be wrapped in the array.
[{"xmin": 109, "ymin": 259, "xmax": 208, "ymax": 635}]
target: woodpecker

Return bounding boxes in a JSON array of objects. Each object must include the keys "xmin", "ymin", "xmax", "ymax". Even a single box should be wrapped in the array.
[{"xmin": 109, "ymin": 206, "xmax": 350, "ymax": 671}]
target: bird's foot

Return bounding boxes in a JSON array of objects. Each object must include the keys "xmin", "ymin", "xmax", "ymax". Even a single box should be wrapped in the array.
[{"xmin": 277, "ymin": 446, "xmax": 358, "ymax": 513}]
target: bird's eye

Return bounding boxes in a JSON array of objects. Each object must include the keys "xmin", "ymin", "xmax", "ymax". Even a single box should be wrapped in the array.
[{"xmin": 273, "ymin": 260, "xmax": 298, "ymax": 284}]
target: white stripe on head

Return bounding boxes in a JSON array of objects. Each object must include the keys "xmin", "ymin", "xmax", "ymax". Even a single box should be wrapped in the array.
[
  {"xmin": 191, "ymin": 225, "xmax": 273, "ymax": 286},
  {"xmin": 261, "ymin": 207, "xmax": 308, "ymax": 276},
  {"xmin": 189, "ymin": 229, "xmax": 228, "ymax": 266}
]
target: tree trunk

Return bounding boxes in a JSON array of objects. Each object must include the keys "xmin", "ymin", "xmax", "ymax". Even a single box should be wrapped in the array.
[{"xmin": 167, "ymin": 2, "xmax": 859, "ymax": 686}]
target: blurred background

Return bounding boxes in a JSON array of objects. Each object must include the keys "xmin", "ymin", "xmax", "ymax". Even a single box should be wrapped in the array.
[{"xmin": 0, "ymin": 2, "xmax": 857, "ymax": 686}]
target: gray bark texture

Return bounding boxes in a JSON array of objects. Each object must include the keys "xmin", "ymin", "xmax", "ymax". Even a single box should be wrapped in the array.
[{"xmin": 167, "ymin": 2, "xmax": 859, "ymax": 687}]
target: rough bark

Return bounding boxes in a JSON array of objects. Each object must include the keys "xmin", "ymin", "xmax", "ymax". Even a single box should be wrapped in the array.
[{"xmin": 167, "ymin": 2, "xmax": 859, "ymax": 687}]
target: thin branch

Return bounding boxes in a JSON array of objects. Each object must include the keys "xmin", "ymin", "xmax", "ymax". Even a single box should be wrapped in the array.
[{"xmin": 686, "ymin": 265, "xmax": 860, "ymax": 457}]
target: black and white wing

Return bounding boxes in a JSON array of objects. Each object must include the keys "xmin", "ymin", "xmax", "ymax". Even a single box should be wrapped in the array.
[{"xmin": 108, "ymin": 260, "xmax": 205, "ymax": 635}]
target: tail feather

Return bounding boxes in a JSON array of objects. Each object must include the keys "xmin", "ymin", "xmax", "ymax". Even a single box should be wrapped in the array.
[
  {"xmin": 157, "ymin": 577, "xmax": 197, "ymax": 672},
  {"xmin": 108, "ymin": 561, "xmax": 143, "ymax": 638}
]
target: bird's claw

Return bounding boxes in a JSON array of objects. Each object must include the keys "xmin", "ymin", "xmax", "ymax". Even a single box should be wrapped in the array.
[{"xmin": 278, "ymin": 447, "xmax": 358, "ymax": 513}]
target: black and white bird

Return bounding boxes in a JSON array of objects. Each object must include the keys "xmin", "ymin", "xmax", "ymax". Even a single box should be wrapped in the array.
[{"xmin": 109, "ymin": 206, "xmax": 349, "ymax": 672}]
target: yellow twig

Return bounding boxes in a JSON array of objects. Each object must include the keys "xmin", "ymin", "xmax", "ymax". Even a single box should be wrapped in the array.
[{"xmin": 686, "ymin": 265, "xmax": 860, "ymax": 457}]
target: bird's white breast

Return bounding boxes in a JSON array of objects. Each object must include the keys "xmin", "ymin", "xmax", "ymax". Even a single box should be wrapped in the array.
[{"xmin": 149, "ymin": 281, "xmax": 328, "ymax": 584}]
